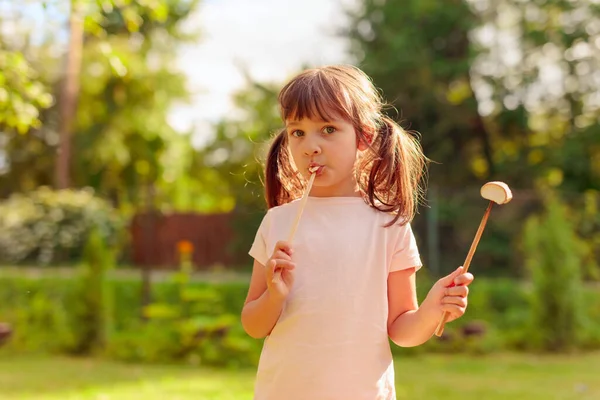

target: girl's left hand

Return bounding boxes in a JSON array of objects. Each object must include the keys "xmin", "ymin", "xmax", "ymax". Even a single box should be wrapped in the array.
[{"xmin": 424, "ymin": 266, "xmax": 474, "ymax": 323}]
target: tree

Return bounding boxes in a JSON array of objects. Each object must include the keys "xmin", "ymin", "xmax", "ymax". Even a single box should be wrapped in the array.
[
  {"xmin": 523, "ymin": 191, "xmax": 585, "ymax": 351},
  {"xmin": 344, "ymin": 0, "xmax": 600, "ymax": 276},
  {"xmin": 345, "ymin": 0, "xmax": 492, "ymax": 187},
  {"xmin": 0, "ymin": 4, "xmax": 56, "ymax": 196},
  {"xmin": 470, "ymin": 0, "xmax": 600, "ymax": 191},
  {"xmin": 0, "ymin": 0, "xmax": 202, "ymax": 212},
  {"xmin": 196, "ymin": 73, "xmax": 284, "ymax": 254},
  {"xmin": 56, "ymin": 0, "xmax": 84, "ymax": 189},
  {"xmin": 70, "ymin": 0, "xmax": 200, "ymax": 210}
]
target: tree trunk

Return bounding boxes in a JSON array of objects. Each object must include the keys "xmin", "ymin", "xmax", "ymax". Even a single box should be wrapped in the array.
[{"xmin": 55, "ymin": 0, "xmax": 83, "ymax": 189}]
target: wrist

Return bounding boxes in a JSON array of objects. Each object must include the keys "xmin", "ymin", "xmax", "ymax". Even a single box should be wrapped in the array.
[
  {"xmin": 420, "ymin": 295, "xmax": 443, "ymax": 322},
  {"xmin": 265, "ymin": 288, "xmax": 287, "ymax": 307}
]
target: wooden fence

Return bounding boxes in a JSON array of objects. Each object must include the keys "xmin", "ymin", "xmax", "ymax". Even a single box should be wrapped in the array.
[{"xmin": 130, "ymin": 212, "xmax": 245, "ymax": 269}]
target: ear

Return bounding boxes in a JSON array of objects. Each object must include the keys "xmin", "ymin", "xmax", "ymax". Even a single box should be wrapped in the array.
[
  {"xmin": 357, "ymin": 130, "xmax": 372, "ymax": 151},
  {"xmin": 358, "ymin": 139, "xmax": 369, "ymax": 151}
]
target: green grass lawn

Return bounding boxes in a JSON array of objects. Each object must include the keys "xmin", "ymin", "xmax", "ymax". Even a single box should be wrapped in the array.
[{"xmin": 1, "ymin": 352, "xmax": 598, "ymax": 400}]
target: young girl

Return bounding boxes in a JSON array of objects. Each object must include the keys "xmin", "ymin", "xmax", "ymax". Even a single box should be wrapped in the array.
[{"xmin": 241, "ymin": 65, "xmax": 474, "ymax": 400}]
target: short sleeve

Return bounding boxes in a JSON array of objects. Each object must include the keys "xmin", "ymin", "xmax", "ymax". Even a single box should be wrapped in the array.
[
  {"xmin": 389, "ymin": 223, "xmax": 422, "ymax": 273},
  {"xmin": 248, "ymin": 211, "xmax": 271, "ymax": 267}
]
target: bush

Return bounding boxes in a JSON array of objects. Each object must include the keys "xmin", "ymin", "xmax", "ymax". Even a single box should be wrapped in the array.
[
  {"xmin": 0, "ymin": 269, "xmax": 261, "ymax": 367},
  {"xmin": 0, "ymin": 276, "xmax": 78, "ymax": 353},
  {"xmin": 1, "ymin": 270, "xmax": 599, "ymax": 366},
  {"xmin": 0, "ymin": 187, "xmax": 124, "ymax": 265},
  {"xmin": 523, "ymin": 192, "xmax": 586, "ymax": 352},
  {"xmin": 65, "ymin": 227, "xmax": 115, "ymax": 354},
  {"xmin": 104, "ymin": 264, "xmax": 260, "ymax": 367}
]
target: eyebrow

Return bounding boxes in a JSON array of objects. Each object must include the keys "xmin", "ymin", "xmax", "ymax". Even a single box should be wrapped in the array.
[{"xmin": 286, "ymin": 119, "xmax": 336, "ymax": 127}]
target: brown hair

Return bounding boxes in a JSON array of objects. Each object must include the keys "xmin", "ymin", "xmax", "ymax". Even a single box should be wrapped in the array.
[{"xmin": 265, "ymin": 65, "xmax": 428, "ymax": 226}]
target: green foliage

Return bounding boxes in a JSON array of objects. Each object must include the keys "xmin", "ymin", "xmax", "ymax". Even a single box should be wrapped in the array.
[
  {"xmin": 197, "ymin": 78, "xmax": 281, "ymax": 213},
  {"xmin": 197, "ymin": 78, "xmax": 283, "ymax": 255},
  {"xmin": 1, "ymin": 271, "xmax": 599, "ymax": 367},
  {"xmin": 70, "ymin": 0, "xmax": 201, "ymax": 211},
  {"xmin": 0, "ymin": 272, "xmax": 261, "ymax": 367},
  {"xmin": 345, "ymin": 0, "xmax": 487, "ymax": 186},
  {"xmin": 0, "ymin": 187, "xmax": 124, "ymax": 265},
  {"xmin": 106, "ymin": 265, "xmax": 259, "ymax": 366},
  {"xmin": 341, "ymin": 0, "xmax": 600, "ymax": 279},
  {"xmin": 523, "ymin": 191, "xmax": 586, "ymax": 351},
  {"xmin": 576, "ymin": 190, "xmax": 600, "ymax": 281},
  {"xmin": 0, "ymin": 49, "xmax": 54, "ymax": 134},
  {"xmin": 0, "ymin": 0, "xmax": 203, "ymax": 214},
  {"xmin": 65, "ymin": 227, "xmax": 115, "ymax": 354},
  {"xmin": 0, "ymin": 276, "xmax": 77, "ymax": 353}
]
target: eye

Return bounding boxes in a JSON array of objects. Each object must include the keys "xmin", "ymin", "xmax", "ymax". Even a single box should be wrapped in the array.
[
  {"xmin": 322, "ymin": 126, "xmax": 336, "ymax": 134},
  {"xmin": 290, "ymin": 130, "xmax": 304, "ymax": 138}
]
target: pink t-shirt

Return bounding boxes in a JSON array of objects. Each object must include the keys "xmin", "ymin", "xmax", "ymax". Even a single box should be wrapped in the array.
[{"xmin": 249, "ymin": 196, "xmax": 422, "ymax": 400}]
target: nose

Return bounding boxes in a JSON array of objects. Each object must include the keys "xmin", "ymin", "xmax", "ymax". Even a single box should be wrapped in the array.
[{"xmin": 302, "ymin": 135, "xmax": 321, "ymax": 156}]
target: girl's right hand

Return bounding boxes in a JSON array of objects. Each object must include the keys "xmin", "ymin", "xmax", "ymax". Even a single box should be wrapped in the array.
[{"xmin": 265, "ymin": 241, "xmax": 296, "ymax": 302}]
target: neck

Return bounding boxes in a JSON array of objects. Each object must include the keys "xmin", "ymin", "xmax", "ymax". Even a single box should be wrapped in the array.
[{"xmin": 309, "ymin": 179, "xmax": 361, "ymax": 198}]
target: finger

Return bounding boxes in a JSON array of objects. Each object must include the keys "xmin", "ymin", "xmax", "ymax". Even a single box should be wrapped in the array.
[
  {"xmin": 445, "ymin": 285, "xmax": 469, "ymax": 297},
  {"xmin": 454, "ymin": 273, "xmax": 474, "ymax": 286},
  {"xmin": 438, "ymin": 266, "xmax": 463, "ymax": 287},
  {"xmin": 267, "ymin": 259, "xmax": 277, "ymax": 278},
  {"xmin": 272, "ymin": 260, "xmax": 296, "ymax": 272},
  {"xmin": 274, "ymin": 250, "xmax": 292, "ymax": 261},
  {"xmin": 441, "ymin": 296, "xmax": 468, "ymax": 307},
  {"xmin": 280, "ymin": 267, "xmax": 295, "ymax": 281},
  {"xmin": 440, "ymin": 303, "xmax": 466, "ymax": 316},
  {"xmin": 275, "ymin": 241, "xmax": 294, "ymax": 257}
]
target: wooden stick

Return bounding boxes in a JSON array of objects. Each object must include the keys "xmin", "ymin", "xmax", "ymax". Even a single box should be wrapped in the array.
[
  {"xmin": 272, "ymin": 172, "xmax": 317, "ymax": 283},
  {"xmin": 434, "ymin": 201, "xmax": 494, "ymax": 337}
]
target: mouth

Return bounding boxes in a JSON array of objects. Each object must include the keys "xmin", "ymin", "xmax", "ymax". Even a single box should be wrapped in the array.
[{"xmin": 308, "ymin": 164, "xmax": 324, "ymax": 176}]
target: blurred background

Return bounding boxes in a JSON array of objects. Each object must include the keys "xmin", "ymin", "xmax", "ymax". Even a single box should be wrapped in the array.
[{"xmin": 0, "ymin": 0, "xmax": 599, "ymax": 399}]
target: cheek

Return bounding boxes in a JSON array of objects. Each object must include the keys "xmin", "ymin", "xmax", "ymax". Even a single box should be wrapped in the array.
[
  {"xmin": 287, "ymin": 144, "xmax": 302, "ymax": 170},
  {"xmin": 331, "ymin": 146, "xmax": 358, "ymax": 170}
]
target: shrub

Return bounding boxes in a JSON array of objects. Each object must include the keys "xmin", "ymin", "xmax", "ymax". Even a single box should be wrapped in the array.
[
  {"xmin": 0, "ymin": 187, "xmax": 124, "ymax": 265},
  {"xmin": 104, "ymin": 263, "xmax": 260, "ymax": 367},
  {"xmin": 523, "ymin": 192, "xmax": 586, "ymax": 352},
  {"xmin": 1, "ymin": 270, "xmax": 599, "ymax": 366},
  {"xmin": 65, "ymin": 227, "xmax": 115, "ymax": 354},
  {"xmin": 0, "ymin": 276, "xmax": 78, "ymax": 353}
]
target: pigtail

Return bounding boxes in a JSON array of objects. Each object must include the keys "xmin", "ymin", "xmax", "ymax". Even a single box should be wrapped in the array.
[
  {"xmin": 265, "ymin": 129, "xmax": 304, "ymax": 209},
  {"xmin": 265, "ymin": 130, "xmax": 286, "ymax": 209},
  {"xmin": 359, "ymin": 116, "xmax": 428, "ymax": 226},
  {"xmin": 268, "ymin": 64, "xmax": 427, "ymax": 221}
]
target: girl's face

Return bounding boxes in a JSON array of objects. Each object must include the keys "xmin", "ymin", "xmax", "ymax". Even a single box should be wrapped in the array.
[{"xmin": 285, "ymin": 116, "xmax": 368, "ymax": 197}]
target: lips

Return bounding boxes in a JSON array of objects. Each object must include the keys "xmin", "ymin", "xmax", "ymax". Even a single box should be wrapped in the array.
[
  {"xmin": 308, "ymin": 164, "xmax": 324, "ymax": 175},
  {"xmin": 308, "ymin": 163, "xmax": 324, "ymax": 175}
]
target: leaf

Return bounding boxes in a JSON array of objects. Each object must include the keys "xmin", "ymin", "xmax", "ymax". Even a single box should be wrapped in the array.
[{"xmin": 143, "ymin": 303, "xmax": 180, "ymax": 320}]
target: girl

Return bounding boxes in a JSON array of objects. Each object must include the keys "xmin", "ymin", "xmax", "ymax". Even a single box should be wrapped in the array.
[{"xmin": 241, "ymin": 65, "xmax": 474, "ymax": 400}]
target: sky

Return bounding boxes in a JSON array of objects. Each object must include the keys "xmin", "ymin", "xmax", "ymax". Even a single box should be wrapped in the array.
[
  {"xmin": 6, "ymin": 0, "xmax": 357, "ymax": 148},
  {"xmin": 171, "ymin": 0, "xmax": 358, "ymax": 147},
  {"xmin": 7, "ymin": 0, "xmax": 572, "ymax": 149}
]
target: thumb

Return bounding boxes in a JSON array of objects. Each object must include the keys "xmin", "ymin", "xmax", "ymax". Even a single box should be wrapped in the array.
[
  {"xmin": 439, "ymin": 266, "xmax": 464, "ymax": 287},
  {"xmin": 268, "ymin": 259, "xmax": 277, "ymax": 274}
]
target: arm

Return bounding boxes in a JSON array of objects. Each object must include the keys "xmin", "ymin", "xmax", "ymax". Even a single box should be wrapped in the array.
[
  {"xmin": 387, "ymin": 267, "xmax": 473, "ymax": 347},
  {"xmin": 241, "ymin": 241, "xmax": 296, "ymax": 339},
  {"xmin": 387, "ymin": 268, "xmax": 439, "ymax": 347},
  {"xmin": 241, "ymin": 259, "xmax": 286, "ymax": 339}
]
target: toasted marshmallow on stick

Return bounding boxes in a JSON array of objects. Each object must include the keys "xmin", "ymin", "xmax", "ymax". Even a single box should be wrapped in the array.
[
  {"xmin": 480, "ymin": 181, "xmax": 512, "ymax": 205},
  {"xmin": 272, "ymin": 167, "xmax": 319, "ymax": 283},
  {"xmin": 434, "ymin": 181, "xmax": 512, "ymax": 337}
]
